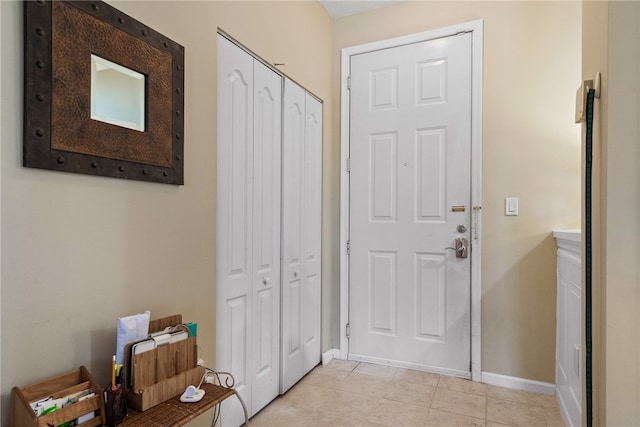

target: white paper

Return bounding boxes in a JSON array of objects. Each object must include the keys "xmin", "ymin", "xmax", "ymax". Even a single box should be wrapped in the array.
[{"xmin": 116, "ymin": 310, "xmax": 150, "ymax": 364}]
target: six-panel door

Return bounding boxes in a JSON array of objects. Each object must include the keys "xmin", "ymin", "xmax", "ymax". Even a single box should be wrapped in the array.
[{"xmin": 349, "ymin": 33, "xmax": 473, "ymax": 375}]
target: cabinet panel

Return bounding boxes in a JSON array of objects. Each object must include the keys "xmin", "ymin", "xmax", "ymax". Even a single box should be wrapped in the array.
[{"xmin": 553, "ymin": 231, "xmax": 581, "ymax": 427}]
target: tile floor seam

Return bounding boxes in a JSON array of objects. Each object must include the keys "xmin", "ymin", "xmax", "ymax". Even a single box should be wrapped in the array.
[
  {"xmin": 485, "ymin": 386, "xmax": 489, "ymax": 421},
  {"xmin": 251, "ymin": 361, "xmax": 564, "ymax": 427}
]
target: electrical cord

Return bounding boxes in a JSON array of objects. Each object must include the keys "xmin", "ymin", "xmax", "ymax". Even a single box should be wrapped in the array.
[
  {"xmin": 197, "ymin": 365, "xmax": 247, "ymax": 426},
  {"xmin": 197, "ymin": 366, "xmax": 224, "ymax": 427},
  {"xmin": 210, "ymin": 403, "xmax": 220, "ymax": 427}
]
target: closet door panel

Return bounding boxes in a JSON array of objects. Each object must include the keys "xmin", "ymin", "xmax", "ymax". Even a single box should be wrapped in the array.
[
  {"xmin": 216, "ymin": 36, "xmax": 254, "ymax": 418},
  {"xmin": 281, "ymin": 82, "xmax": 323, "ymax": 392},
  {"xmin": 281, "ymin": 79, "xmax": 307, "ymax": 392},
  {"xmin": 302, "ymin": 94, "xmax": 322, "ymax": 372},
  {"xmin": 251, "ymin": 60, "xmax": 282, "ymax": 414}
]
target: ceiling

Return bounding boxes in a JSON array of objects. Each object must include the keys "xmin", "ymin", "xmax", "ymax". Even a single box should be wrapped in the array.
[{"xmin": 318, "ymin": 0, "xmax": 403, "ymax": 19}]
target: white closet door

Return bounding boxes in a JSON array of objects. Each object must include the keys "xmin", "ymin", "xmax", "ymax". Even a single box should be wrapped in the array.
[
  {"xmin": 217, "ymin": 35, "xmax": 282, "ymax": 425},
  {"xmin": 281, "ymin": 79, "xmax": 306, "ymax": 392},
  {"xmin": 216, "ymin": 36, "xmax": 254, "ymax": 424},
  {"xmin": 281, "ymin": 80, "xmax": 322, "ymax": 392},
  {"xmin": 251, "ymin": 60, "xmax": 282, "ymax": 415},
  {"xmin": 302, "ymin": 93, "xmax": 322, "ymax": 373}
]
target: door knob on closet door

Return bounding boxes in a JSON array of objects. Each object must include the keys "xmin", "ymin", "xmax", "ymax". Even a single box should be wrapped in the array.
[
  {"xmin": 263, "ymin": 277, "xmax": 270, "ymax": 285},
  {"xmin": 293, "ymin": 269, "xmax": 300, "ymax": 277}
]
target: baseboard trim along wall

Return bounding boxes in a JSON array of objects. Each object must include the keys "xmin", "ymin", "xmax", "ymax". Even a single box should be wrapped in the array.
[
  {"xmin": 481, "ymin": 371, "xmax": 556, "ymax": 395},
  {"xmin": 321, "ymin": 349, "xmax": 340, "ymax": 366},
  {"xmin": 320, "ymin": 351, "xmax": 556, "ymax": 396}
]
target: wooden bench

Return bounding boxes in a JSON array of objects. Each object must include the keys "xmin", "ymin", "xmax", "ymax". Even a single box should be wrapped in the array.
[{"xmin": 120, "ymin": 382, "xmax": 248, "ymax": 426}]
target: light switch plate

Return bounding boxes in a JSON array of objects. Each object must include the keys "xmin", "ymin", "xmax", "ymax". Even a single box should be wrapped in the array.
[{"xmin": 505, "ymin": 197, "xmax": 519, "ymax": 216}]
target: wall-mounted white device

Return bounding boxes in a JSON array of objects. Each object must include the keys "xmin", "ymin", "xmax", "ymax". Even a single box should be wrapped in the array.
[{"xmin": 505, "ymin": 197, "xmax": 519, "ymax": 216}]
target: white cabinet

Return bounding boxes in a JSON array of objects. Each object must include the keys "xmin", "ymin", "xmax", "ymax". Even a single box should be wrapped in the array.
[
  {"xmin": 216, "ymin": 35, "xmax": 282, "ymax": 425},
  {"xmin": 216, "ymin": 35, "xmax": 322, "ymax": 425},
  {"xmin": 280, "ymin": 80, "xmax": 323, "ymax": 393},
  {"xmin": 553, "ymin": 230, "xmax": 581, "ymax": 427}
]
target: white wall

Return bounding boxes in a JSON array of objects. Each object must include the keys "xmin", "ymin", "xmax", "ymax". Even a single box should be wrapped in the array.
[{"xmin": 92, "ymin": 64, "xmax": 145, "ymax": 131}]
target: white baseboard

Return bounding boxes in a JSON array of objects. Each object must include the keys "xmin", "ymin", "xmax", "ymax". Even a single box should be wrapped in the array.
[
  {"xmin": 321, "ymin": 353, "xmax": 556, "ymax": 396},
  {"xmin": 481, "ymin": 371, "xmax": 556, "ymax": 395},
  {"xmin": 322, "ymin": 348, "xmax": 340, "ymax": 365},
  {"xmin": 350, "ymin": 353, "xmax": 471, "ymax": 379}
]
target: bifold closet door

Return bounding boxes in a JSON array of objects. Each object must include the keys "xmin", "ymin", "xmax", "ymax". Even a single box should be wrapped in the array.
[
  {"xmin": 281, "ymin": 79, "xmax": 322, "ymax": 393},
  {"xmin": 216, "ymin": 35, "xmax": 282, "ymax": 425},
  {"xmin": 250, "ymin": 59, "xmax": 282, "ymax": 414}
]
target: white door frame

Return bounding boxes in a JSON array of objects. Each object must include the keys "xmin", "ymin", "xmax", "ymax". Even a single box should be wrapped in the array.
[{"xmin": 339, "ymin": 19, "xmax": 483, "ymax": 381}]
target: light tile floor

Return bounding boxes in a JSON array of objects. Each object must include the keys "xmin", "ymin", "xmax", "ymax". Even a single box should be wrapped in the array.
[{"xmin": 250, "ymin": 360, "xmax": 565, "ymax": 427}]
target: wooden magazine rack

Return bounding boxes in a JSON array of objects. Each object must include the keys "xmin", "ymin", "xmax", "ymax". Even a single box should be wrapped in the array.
[
  {"xmin": 121, "ymin": 314, "xmax": 249, "ymax": 425},
  {"xmin": 124, "ymin": 314, "xmax": 202, "ymax": 411},
  {"xmin": 11, "ymin": 315, "xmax": 247, "ymax": 426},
  {"xmin": 11, "ymin": 366, "xmax": 106, "ymax": 427}
]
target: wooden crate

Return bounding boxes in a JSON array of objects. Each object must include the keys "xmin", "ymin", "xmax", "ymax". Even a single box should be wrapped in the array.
[
  {"xmin": 127, "ymin": 365, "xmax": 205, "ymax": 412},
  {"xmin": 125, "ymin": 314, "xmax": 201, "ymax": 411},
  {"xmin": 148, "ymin": 314, "xmax": 183, "ymax": 334},
  {"xmin": 11, "ymin": 366, "xmax": 106, "ymax": 427}
]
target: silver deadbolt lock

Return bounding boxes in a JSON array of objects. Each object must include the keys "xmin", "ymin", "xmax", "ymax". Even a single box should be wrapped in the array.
[
  {"xmin": 446, "ymin": 237, "xmax": 468, "ymax": 258},
  {"xmin": 457, "ymin": 224, "xmax": 467, "ymax": 233}
]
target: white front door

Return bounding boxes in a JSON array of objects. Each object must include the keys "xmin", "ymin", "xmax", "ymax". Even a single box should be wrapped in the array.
[{"xmin": 349, "ymin": 32, "xmax": 473, "ymax": 376}]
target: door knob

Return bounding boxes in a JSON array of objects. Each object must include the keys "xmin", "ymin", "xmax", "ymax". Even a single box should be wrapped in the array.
[
  {"xmin": 445, "ymin": 237, "xmax": 468, "ymax": 258},
  {"xmin": 263, "ymin": 277, "xmax": 270, "ymax": 285},
  {"xmin": 293, "ymin": 269, "xmax": 300, "ymax": 277}
]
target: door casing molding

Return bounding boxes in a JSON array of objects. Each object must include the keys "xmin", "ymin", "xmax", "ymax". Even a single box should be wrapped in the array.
[{"xmin": 339, "ymin": 19, "xmax": 484, "ymax": 381}]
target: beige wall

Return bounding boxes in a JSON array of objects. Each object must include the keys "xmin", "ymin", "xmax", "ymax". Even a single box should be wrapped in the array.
[
  {"xmin": 0, "ymin": 0, "xmax": 3, "ymax": 422},
  {"xmin": 582, "ymin": 2, "xmax": 640, "ymax": 425},
  {"xmin": 0, "ymin": 1, "xmax": 333, "ymax": 423},
  {"xmin": 581, "ymin": 2, "xmax": 608, "ymax": 424},
  {"xmin": 605, "ymin": 3, "xmax": 640, "ymax": 422},
  {"xmin": 0, "ymin": 0, "xmax": 586, "ymax": 423},
  {"xmin": 333, "ymin": 1, "xmax": 581, "ymax": 383}
]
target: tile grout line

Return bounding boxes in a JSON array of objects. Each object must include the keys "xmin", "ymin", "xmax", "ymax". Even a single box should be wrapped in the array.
[
  {"xmin": 485, "ymin": 390, "xmax": 489, "ymax": 422},
  {"xmin": 292, "ymin": 363, "xmax": 563, "ymax": 427}
]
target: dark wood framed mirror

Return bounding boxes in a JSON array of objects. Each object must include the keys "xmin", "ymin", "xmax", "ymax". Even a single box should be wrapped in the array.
[{"xmin": 23, "ymin": 0, "xmax": 185, "ymax": 184}]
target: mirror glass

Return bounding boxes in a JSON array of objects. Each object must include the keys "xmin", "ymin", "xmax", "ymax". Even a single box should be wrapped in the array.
[{"xmin": 90, "ymin": 55, "xmax": 146, "ymax": 132}]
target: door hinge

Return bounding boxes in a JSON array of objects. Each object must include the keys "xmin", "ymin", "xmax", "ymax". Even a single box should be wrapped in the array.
[
  {"xmin": 347, "ymin": 75, "xmax": 352, "ymax": 90},
  {"xmin": 346, "ymin": 240, "xmax": 351, "ymax": 255},
  {"xmin": 346, "ymin": 323, "xmax": 350, "ymax": 339},
  {"xmin": 346, "ymin": 157, "xmax": 351, "ymax": 173}
]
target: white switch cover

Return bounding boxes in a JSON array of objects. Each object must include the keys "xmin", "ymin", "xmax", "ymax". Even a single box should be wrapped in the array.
[{"xmin": 505, "ymin": 197, "xmax": 519, "ymax": 216}]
